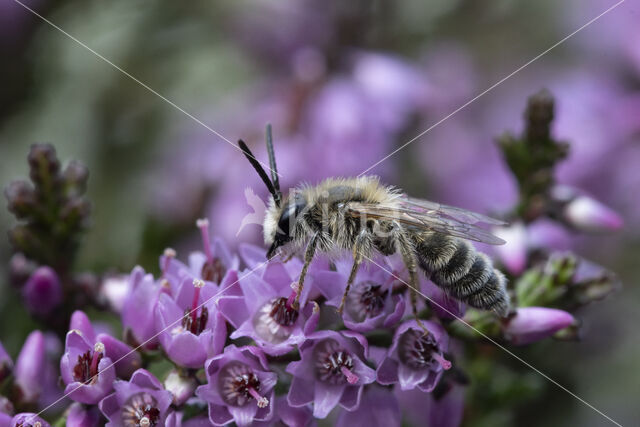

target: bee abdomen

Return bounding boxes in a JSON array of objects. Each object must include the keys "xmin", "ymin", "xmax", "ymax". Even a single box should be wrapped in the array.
[{"xmin": 415, "ymin": 234, "xmax": 510, "ymax": 317}]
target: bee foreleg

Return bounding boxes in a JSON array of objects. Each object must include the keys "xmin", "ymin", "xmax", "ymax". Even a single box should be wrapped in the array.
[
  {"xmin": 338, "ymin": 231, "xmax": 368, "ymax": 314},
  {"xmin": 294, "ymin": 232, "xmax": 319, "ymax": 309},
  {"xmin": 395, "ymin": 225, "xmax": 430, "ymax": 336}
]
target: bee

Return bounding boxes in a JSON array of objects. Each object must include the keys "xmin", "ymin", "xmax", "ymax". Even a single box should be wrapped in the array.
[{"xmin": 238, "ymin": 126, "xmax": 510, "ymax": 329}]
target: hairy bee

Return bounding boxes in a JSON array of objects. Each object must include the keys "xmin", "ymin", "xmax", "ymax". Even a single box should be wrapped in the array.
[{"xmin": 238, "ymin": 126, "xmax": 510, "ymax": 327}]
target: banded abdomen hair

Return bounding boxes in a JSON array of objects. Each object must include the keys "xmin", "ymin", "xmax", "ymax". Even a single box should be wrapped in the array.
[{"xmin": 412, "ymin": 232, "xmax": 510, "ymax": 316}]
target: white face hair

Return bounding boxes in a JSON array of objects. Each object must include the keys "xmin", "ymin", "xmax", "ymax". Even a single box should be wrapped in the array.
[{"xmin": 263, "ymin": 194, "xmax": 281, "ymax": 245}]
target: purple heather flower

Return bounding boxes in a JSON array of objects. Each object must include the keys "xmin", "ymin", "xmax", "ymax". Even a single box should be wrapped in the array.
[
  {"xmin": 67, "ymin": 402, "xmax": 101, "ymax": 427},
  {"xmin": 220, "ymin": 260, "xmax": 319, "ymax": 356},
  {"xmin": 13, "ymin": 331, "xmax": 46, "ymax": 404},
  {"xmin": 22, "ymin": 266, "xmax": 62, "ymax": 316},
  {"xmin": 196, "ymin": 345, "xmax": 277, "ymax": 426},
  {"xmin": 121, "ymin": 266, "xmax": 163, "ymax": 349},
  {"xmin": 165, "ymin": 412, "xmax": 211, "ymax": 427},
  {"xmin": 164, "ymin": 369, "xmax": 197, "ymax": 406},
  {"xmin": 68, "ymin": 310, "xmax": 141, "ymax": 379},
  {"xmin": 99, "ymin": 369, "xmax": 173, "ymax": 427},
  {"xmin": 9, "ymin": 413, "xmax": 51, "ymax": 427},
  {"xmin": 377, "ymin": 320, "xmax": 451, "ymax": 392},
  {"xmin": 162, "ymin": 219, "xmax": 240, "ymax": 291},
  {"xmin": 286, "ymin": 330, "xmax": 376, "ymax": 419},
  {"xmin": 336, "ymin": 385, "xmax": 400, "ymax": 427},
  {"xmin": 155, "ymin": 278, "xmax": 227, "ymax": 368},
  {"xmin": 503, "ymin": 307, "xmax": 575, "ymax": 345},
  {"xmin": 396, "ymin": 384, "xmax": 465, "ymax": 427},
  {"xmin": 60, "ymin": 330, "xmax": 115, "ymax": 404},
  {"xmin": 0, "ymin": 396, "xmax": 13, "ymax": 417},
  {"xmin": 422, "ymin": 280, "xmax": 466, "ymax": 321},
  {"xmin": 253, "ymin": 396, "xmax": 315, "ymax": 427},
  {"xmin": 313, "ymin": 257, "xmax": 405, "ymax": 333}
]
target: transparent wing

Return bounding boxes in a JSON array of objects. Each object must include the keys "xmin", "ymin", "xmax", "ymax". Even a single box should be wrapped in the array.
[
  {"xmin": 345, "ymin": 198, "xmax": 506, "ymax": 245},
  {"xmin": 399, "ymin": 196, "xmax": 507, "ymax": 226}
]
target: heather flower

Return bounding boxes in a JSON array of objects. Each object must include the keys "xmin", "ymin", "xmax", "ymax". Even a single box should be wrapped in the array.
[
  {"xmin": 396, "ymin": 384, "xmax": 465, "ymax": 427},
  {"xmin": 68, "ymin": 311, "xmax": 141, "ymax": 379},
  {"xmin": 335, "ymin": 385, "xmax": 400, "ymax": 427},
  {"xmin": 286, "ymin": 330, "xmax": 376, "ymax": 418},
  {"xmin": 220, "ymin": 260, "xmax": 320, "ymax": 356},
  {"xmin": 162, "ymin": 219, "xmax": 240, "ymax": 291},
  {"xmin": 67, "ymin": 402, "xmax": 101, "ymax": 427},
  {"xmin": 492, "ymin": 222, "xmax": 528, "ymax": 275},
  {"xmin": 10, "ymin": 413, "xmax": 51, "ymax": 427},
  {"xmin": 60, "ymin": 330, "xmax": 115, "ymax": 404},
  {"xmin": 377, "ymin": 320, "xmax": 451, "ymax": 392},
  {"xmin": 253, "ymin": 396, "xmax": 314, "ymax": 427},
  {"xmin": 99, "ymin": 369, "xmax": 173, "ymax": 427},
  {"xmin": 503, "ymin": 307, "xmax": 575, "ymax": 345},
  {"xmin": 121, "ymin": 266, "xmax": 162, "ymax": 349},
  {"xmin": 155, "ymin": 278, "xmax": 226, "ymax": 368},
  {"xmin": 13, "ymin": 331, "xmax": 45, "ymax": 404},
  {"xmin": 313, "ymin": 257, "xmax": 405, "ymax": 333},
  {"xmin": 21, "ymin": 266, "xmax": 62, "ymax": 316},
  {"xmin": 196, "ymin": 345, "xmax": 277, "ymax": 426}
]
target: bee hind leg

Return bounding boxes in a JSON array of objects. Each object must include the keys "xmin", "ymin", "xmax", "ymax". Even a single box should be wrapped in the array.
[{"xmin": 396, "ymin": 228, "xmax": 430, "ymax": 336}]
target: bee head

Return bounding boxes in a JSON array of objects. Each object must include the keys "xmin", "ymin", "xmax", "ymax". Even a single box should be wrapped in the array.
[{"xmin": 264, "ymin": 191, "xmax": 307, "ymax": 259}]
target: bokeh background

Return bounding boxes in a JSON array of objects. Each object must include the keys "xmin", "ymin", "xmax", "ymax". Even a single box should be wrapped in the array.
[{"xmin": 1, "ymin": 0, "xmax": 638, "ymax": 425}]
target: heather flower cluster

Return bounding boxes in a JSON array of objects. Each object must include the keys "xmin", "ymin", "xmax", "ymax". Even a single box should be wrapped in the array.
[{"xmin": 1, "ymin": 109, "xmax": 622, "ymax": 425}]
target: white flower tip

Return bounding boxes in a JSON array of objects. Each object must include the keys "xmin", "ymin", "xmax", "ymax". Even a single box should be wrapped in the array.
[
  {"xmin": 193, "ymin": 278, "xmax": 205, "ymax": 288},
  {"xmin": 160, "ymin": 278, "xmax": 171, "ymax": 289},
  {"xmin": 163, "ymin": 247, "xmax": 176, "ymax": 258},
  {"xmin": 34, "ymin": 423, "xmax": 42, "ymax": 427},
  {"xmin": 257, "ymin": 396, "xmax": 269, "ymax": 408},
  {"xmin": 94, "ymin": 342, "xmax": 105, "ymax": 353},
  {"xmin": 139, "ymin": 417, "xmax": 151, "ymax": 427},
  {"xmin": 196, "ymin": 218, "xmax": 209, "ymax": 228},
  {"xmin": 290, "ymin": 282, "xmax": 300, "ymax": 292},
  {"xmin": 312, "ymin": 301, "xmax": 320, "ymax": 314}
]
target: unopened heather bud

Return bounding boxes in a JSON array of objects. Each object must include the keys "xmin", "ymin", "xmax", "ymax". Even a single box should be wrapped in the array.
[
  {"xmin": 164, "ymin": 369, "xmax": 197, "ymax": 405},
  {"xmin": 525, "ymin": 89, "xmax": 554, "ymax": 141},
  {"xmin": 62, "ymin": 160, "xmax": 89, "ymax": 195},
  {"xmin": 27, "ymin": 143, "xmax": 60, "ymax": 186},
  {"xmin": 9, "ymin": 253, "xmax": 36, "ymax": 288},
  {"xmin": 563, "ymin": 195, "xmax": 623, "ymax": 232},
  {"xmin": 22, "ymin": 266, "xmax": 62, "ymax": 316},
  {"xmin": 504, "ymin": 307, "xmax": 575, "ymax": 345},
  {"xmin": 4, "ymin": 180, "xmax": 35, "ymax": 219}
]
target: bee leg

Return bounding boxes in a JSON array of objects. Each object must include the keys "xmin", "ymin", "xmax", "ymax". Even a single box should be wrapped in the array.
[
  {"xmin": 293, "ymin": 232, "xmax": 319, "ymax": 309},
  {"xmin": 396, "ymin": 228, "xmax": 430, "ymax": 336},
  {"xmin": 338, "ymin": 231, "xmax": 369, "ymax": 314},
  {"xmin": 281, "ymin": 251, "xmax": 296, "ymax": 264}
]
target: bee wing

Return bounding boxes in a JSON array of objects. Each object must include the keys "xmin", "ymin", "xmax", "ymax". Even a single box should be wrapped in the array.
[
  {"xmin": 399, "ymin": 196, "xmax": 507, "ymax": 226},
  {"xmin": 345, "ymin": 200, "xmax": 506, "ymax": 245}
]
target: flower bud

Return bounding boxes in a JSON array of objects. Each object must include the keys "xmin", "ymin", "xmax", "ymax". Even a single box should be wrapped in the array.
[
  {"xmin": 4, "ymin": 180, "xmax": 35, "ymax": 219},
  {"xmin": 563, "ymin": 195, "xmax": 623, "ymax": 232},
  {"xmin": 504, "ymin": 307, "xmax": 575, "ymax": 345},
  {"xmin": 22, "ymin": 266, "xmax": 62, "ymax": 316},
  {"xmin": 27, "ymin": 143, "xmax": 60, "ymax": 186},
  {"xmin": 67, "ymin": 402, "xmax": 100, "ymax": 427},
  {"xmin": 14, "ymin": 331, "xmax": 46, "ymax": 404},
  {"xmin": 164, "ymin": 369, "xmax": 197, "ymax": 405},
  {"xmin": 63, "ymin": 160, "xmax": 89, "ymax": 196},
  {"xmin": 9, "ymin": 253, "xmax": 36, "ymax": 288}
]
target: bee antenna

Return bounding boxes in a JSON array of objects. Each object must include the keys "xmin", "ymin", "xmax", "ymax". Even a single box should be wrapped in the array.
[
  {"xmin": 265, "ymin": 124, "xmax": 280, "ymax": 193},
  {"xmin": 238, "ymin": 139, "xmax": 281, "ymax": 207}
]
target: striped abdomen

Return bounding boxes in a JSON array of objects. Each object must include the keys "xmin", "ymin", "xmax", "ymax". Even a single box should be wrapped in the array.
[{"xmin": 412, "ymin": 232, "xmax": 510, "ymax": 317}]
